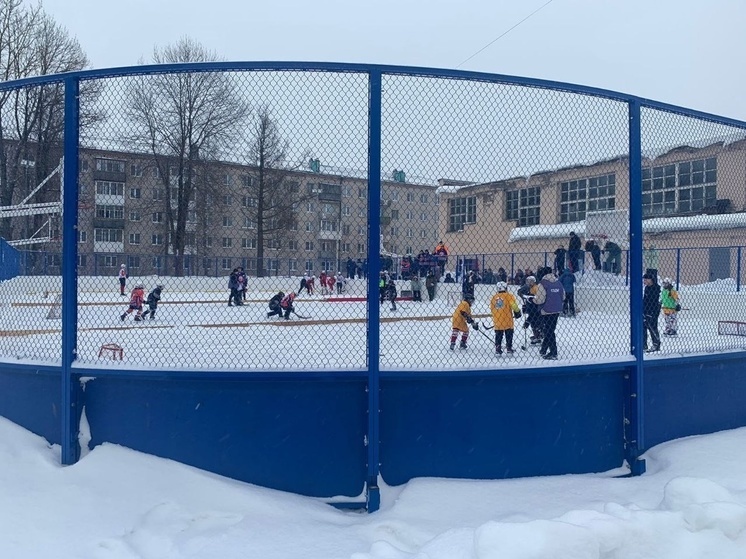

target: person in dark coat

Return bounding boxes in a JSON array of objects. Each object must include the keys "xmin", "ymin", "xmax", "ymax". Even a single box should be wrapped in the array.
[
  {"xmin": 553, "ymin": 246, "xmax": 566, "ymax": 275},
  {"xmin": 585, "ymin": 240, "xmax": 602, "ymax": 270},
  {"xmin": 643, "ymin": 273, "xmax": 661, "ymax": 352},
  {"xmin": 141, "ymin": 284, "xmax": 163, "ymax": 320},
  {"xmin": 267, "ymin": 291, "xmax": 285, "ymax": 318},
  {"xmin": 558, "ymin": 268, "xmax": 576, "ymax": 317},
  {"xmin": 568, "ymin": 231, "xmax": 582, "ymax": 272},
  {"xmin": 462, "ymin": 270, "xmax": 477, "ymax": 299},
  {"xmin": 604, "ymin": 241, "xmax": 623, "ymax": 275},
  {"xmin": 425, "ymin": 270, "xmax": 437, "ymax": 301},
  {"xmin": 228, "ymin": 268, "xmax": 242, "ymax": 306}
]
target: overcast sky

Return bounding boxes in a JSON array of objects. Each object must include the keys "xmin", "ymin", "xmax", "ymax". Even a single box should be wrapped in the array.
[{"xmin": 37, "ymin": 0, "xmax": 746, "ymax": 121}]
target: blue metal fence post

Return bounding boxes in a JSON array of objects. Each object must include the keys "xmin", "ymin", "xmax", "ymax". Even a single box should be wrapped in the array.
[
  {"xmin": 366, "ymin": 69, "xmax": 383, "ymax": 512},
  {"xmin": 61, "ymin": 77, "xmax": 81, "ymax": 465},
  {"xmin": 675, "ymin": 249, "xmax": 681, "ymax": 290},
  {"xmin": 627, "ymin": 99, "xmax": 646, "ymax": 475},
  {"xmin": 510, "ymin": 252, "xmax": 515, "ymax": 281}
]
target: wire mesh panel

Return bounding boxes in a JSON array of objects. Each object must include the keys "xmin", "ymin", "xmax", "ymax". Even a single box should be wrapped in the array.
[
  {"xmin": 70, "ymin": 69, "xmax": 370, "ymax": 370},
  {"xmin": 0, "ymin": 82, "xmax": 65, "ymax": 364},
  {"xmin": 379, "ymin": 74, "xmax": 630, "ymax": 369},
  {"xmin": 640, "ymin": 107, "xmax": 746, "ymax": 357}
]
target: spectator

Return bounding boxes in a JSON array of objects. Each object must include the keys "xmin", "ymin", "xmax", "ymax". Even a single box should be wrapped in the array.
[
  {"xmin": 425, "ymin": 269, "xmax": 437, "ymax": 301},
  {"xmin": 443, "ymin": 272, "xmax": 455, "ymax": 284},
  {"xmin": 434, "ymin": 241, "xmax": 449, "ymax": 276},
  {"xmin": 117, "ymin": 264, "xmax": 127, "ymax": 296},
  {"xmin": 604, "ymin": 241, "xmax": 623, "ymax": 275},
  {"xmin": 585, "ymin": 240, "xmax": 602, "ymax": 270},
  {"xmin": 643, "ymin": 272, "xmax": 661, "ymax": 352},
  {"xmin": 410, "ymin": 275, "xmax": 422, "ymax": 301},
  {"xmin": 346, "ymin": 257, "xmax": 356, "ymax": 279},
  {"xmin": 568, "ymin": 231, "xmax": 582, "ymax": 272},
  {"xmin": 497, "ymin": 267, "xmax": 508, "ymax": 284},
  {"xmin": 553, "ymin": 246, "xmax": 566, "ymax": 275},
  {"xmin": 558, "ymin": 268, "xmax": 576, "ymax": 317},
  {"xmin": 534, "ymin": 269, "xmax": 565, "ymax": 360}
]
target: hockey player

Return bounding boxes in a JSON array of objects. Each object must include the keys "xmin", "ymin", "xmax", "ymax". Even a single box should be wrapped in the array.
[
  {"xmin": 490, "ymin": 282, "xmax": 521, "ymax": 355},
  {"xmin": 335, "ymin": 271, "xmax": 345, "ymax": 294},
  {"xmin": 450, "ymin": 293, "xmax": 478, "ymax": 350},
  {"xmin": 118, "ymin": 264, "xmax": 127, "ymax": 296},
  {"xmin": 267, "ymin": 291, "xmax": 285, "ymax": 318},
  {"xmin": 280, "ymin": 291, "xmax": 297, "ymax": 320},
  {"xmin": 661, "ymin": 277, "xmax": 680, "ymax": 336},
  {"xmin": 382, "ymin": 279, "xmax": 397, "ymax": 311},
  {"xmin": 120, "ymin": 282, "xmax": 145, "ymax": 321},
  {"xmin": 326, "ymin": 274, "xmax": 335, "ymax": 296},
  {"xmin": 141, "ymin": 284, "xmax": 163, "ymax": 320},
  {"xmin": 319, "ymin": 271, "xmax": 328, "ymax": 295},
  {"xmin": 518, "ymin": 276, "xmax": 541, "ymax": 344}
]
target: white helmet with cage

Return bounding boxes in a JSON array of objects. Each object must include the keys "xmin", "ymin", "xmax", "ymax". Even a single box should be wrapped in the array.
[{"xmin": 496, "ymin": 281, "xmax": 507, "ymax": 292}]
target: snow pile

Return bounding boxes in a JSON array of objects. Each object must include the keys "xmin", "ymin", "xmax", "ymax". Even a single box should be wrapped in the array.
[{"xmin": 2, "ymin": 417, "xmax": 746, "ymax": 558}]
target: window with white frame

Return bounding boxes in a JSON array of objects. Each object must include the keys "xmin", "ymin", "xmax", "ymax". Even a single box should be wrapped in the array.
[
  {"xmin": 289, "ymin": 259, "xmax": 298, "ymax": 272},
  {"xmin": 129, "ymin": 210, "xmax": 141, "ymax": 222},
  {"xmin": 95, "ymin": 181, "xmax": 124, "ymax": 196},
  {"xmin": 129, "ymin": 187, "xmax": 141, "ymax": 199},
  {"xmin": 151, "ymin": 234, "xmax": 163, "ymax": 245},
  {"xmin": 222, "ymin": 237, "xmax": 233, "ymax": 248},
  {"xmin": 130, "ymin": 164, "xmax": 143, "ymax": 177},
  {"xmin": 152, "ymin": 212, "xmax": 164, "ymax": 223},
  {"xmin": 129, "ymin": 233, "xmax": 141, "ymax": 245},
  {"xmin": 357, "ymin": 242, "xmax": 366, "ymax": 254},
  {"xmin": 222, "ymin": 216, "xmax": 233, "ymax": 227},
  {"xmin": 642, "ymin": 157, "xmax": 716, "ymax": 217},
  {"xmin": 95, "ymin": 158, "xmax": 125, "ymax": 173},
  {"xmin": 305, "ymin": 241, "xmax": 314, "ymax": 251},
  {"xmin": 288, "ymin": 240, "xmax": 298, "ymax": 250},
  {"xmin": 152, "ymin": 188, "xmax": 164, "ymax": 201},
  {"xmin": 221, "ymin": 258, "xmax": 232, "ymax": 271},
  {"xmin": 243, "ymin": 217, "xmax": 256, "ymax": 229},
  {"xmin": 94, "ymin": 228, "xmax": 122, "ymax": 243},
  {"xmin": 406, "ymin": 192, "xmax": 414, "ymax": 202},
  {"xmin": 223, "ymin": 195, "xmax": 233, "ymax": 205},
  {"xmin": 77, "ymin": 230, "xmax": 87, "ymax": 243},
  {"xmin": 242, "ymin": 238, "xmax": 257, "ymax": 249},
  {"xmin": 241, "ymin": 175, "xmax": 254, "ymax": 187},
  {"xmin": 96, "ymin": 205, "xmax": 123, "ymax": 219}
]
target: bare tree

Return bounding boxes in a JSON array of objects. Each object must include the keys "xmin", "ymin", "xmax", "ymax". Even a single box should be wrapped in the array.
[
  {"xmin": 244, "ymin": 106, "xmax": 311, "ymax": 278},
  {"xmin": 0, "ymin": 0, "xmax": 95, "ymax": 240},
  {"xmin": 127, "ymin": 37, "xmax": 250, "ymax": 276}
]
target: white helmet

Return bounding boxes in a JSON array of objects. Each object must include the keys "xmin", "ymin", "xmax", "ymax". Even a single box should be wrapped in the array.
[
  {"xmin": 496, "ymin": 281, "xmax": 507, "ymax": 292},
  {"xmin": 662, "ymin": 277, "xmax": 672, "ymax": 285}
]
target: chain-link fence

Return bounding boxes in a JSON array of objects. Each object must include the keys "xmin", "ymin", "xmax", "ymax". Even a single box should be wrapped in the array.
[{"xmin": 1, "ymin": 64, "xmax": 745, "ymax": 371}]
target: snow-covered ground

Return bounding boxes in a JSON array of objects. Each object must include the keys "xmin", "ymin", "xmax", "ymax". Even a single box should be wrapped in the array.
[
  {"xmin": 1, "ymin": 273, "xmax": 746, "ymax": 370},
  {"xmin": 1, "ymin": 416, "xmax": 745, "ymax": 558}
]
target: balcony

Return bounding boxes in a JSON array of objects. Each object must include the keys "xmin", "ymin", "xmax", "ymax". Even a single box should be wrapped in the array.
[
  {"xmin": 93, "ymin": 169, "xmax": 126, "ymax": 183},
  {"xmin": 317, "ymin": 230, "xmax": 341, "ymax": 241}
]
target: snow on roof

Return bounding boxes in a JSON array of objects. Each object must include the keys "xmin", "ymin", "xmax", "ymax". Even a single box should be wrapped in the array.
[{"xmin": 508, "ymin": 212, "xmax": 746, "ymax": 242}]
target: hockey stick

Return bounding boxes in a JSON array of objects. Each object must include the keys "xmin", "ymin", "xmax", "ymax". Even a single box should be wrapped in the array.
[
  {"xmin": 520, "ymin": 321, "xmax": 529, "ymax": 350},
  {"xmin": 291, "ymin": 310, "xmax": 311, "ymax": 319}
]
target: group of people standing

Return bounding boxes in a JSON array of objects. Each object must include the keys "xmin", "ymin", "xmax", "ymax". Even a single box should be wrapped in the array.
[{"xmin": 450, "ymin": 267, "xmax": 566, "ymax": 360}]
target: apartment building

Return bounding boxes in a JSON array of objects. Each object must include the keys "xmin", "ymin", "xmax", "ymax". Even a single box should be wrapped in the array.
[{"xmin": 72, "ymin": 148, "xmax": 440, "ymax": 278}]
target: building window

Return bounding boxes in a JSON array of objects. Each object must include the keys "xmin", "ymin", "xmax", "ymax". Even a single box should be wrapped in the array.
[
  {"xmin": 95, "ymin": 158, "xmax": 125, "ymax": 173},
  {"xmin": 342, "ymin": 224, "xmax": 350, "ymax": 235},
  {"xmin": 223, "ymin": 195, "xmax": 233, "ymax": 206},
  {"xmin": 358, "ymin": 187, "xmax": 366, "ymax": 198},
  {"xmin": 95, "ymin": 181, "xmax": 124, "ymax": 196},
  {"xmin": 222, "ymin": 216, "xmax": 233, "ymax": 227},
  {"xmin": 77, "ymin": 230, "xmax": 87, "ymax": 243},
  {"xmin": 221, "ymin": 258, "xmax": 232, "ymax": 271},
  {"xmin": 222, "ymin": 237, "xmax": 233, "ymax": 248},
  {"xmin": 151, "ymin": 234, "xmax": 163, "ymax": 245},
  {"xmin": 129, "ymin": 210, "xmax": 141, "ymax": 222},
  {"xmin": 242, "ymin": 196, "xmax": 257, "ymax": 208},
  {"xmin": 243, "ymin": 217, "xmax": 256, "ymax": 229},
  {"xmin": 77, "ymin": 255, "xmax": 87, "ymax": 267},
  {"xmin": 321, "ymin": 241, "xmax": 333, "ymax": 252},
  {"xmin": 305, "ymin": 241, "xmax": 314, "ymax": 251},
  {"xmin": 505, "ymin": 187, "xmax": 540, "ymax": 227},
  {"xmin": 448, "ymin": 196, "xmax": 477, "ymax": 232},
  {"xmin": 288, "ymin": 240, "xmax": 298, "ymax": 250},
  {"xmin": 559, "ymin": 174, "xmax": 616, "ymax": 223},
  {"xmin": 129, "ymin": 233, "xmax": 141, "ymax": 245},
  {"xmin": 342, "ymin": 185, "xmax": 351, "ymax": 197},
  {"xmin": 96, "ymin": 205, "xmax": 124, "ymax": 219},
  {"xmin": 152, "ymin": 212, "xmax": 164, "ymax": 223},
  {"xmin": 206, "ymin": 236, "xmax": 213, "ymax": 248},
  {"xmin": 390, "ymin": 209, "xmax": 399, "ymax": 220},
  {"xmin": 94, "ymin": 228, "xmax": 123, "ymax": 243},
  {"xmin": 420, "ymin": 194, "xmax": 429, "ymax": 203},
  {"xmin": 305, "ymin": 222, "xmax": 313, "ymax": 232},
  {"xmin": 357, "ymin": 243, "xmax": 366, "ymax": 254},
  {"xmin": 128, "ymin": 256, "xmax": 140, "ymax": 270},
  {"xmin": 289, "ymin": 259, "xmax": 298, "ymax": 272},
  {"xmin": 223, "ymin": 174, "xmax": 231, "ymax": 186},
  {"xmin": 342, "ymin": 242, "xmax": 351, "ymax": 252},
  {"xmin": 241, "ymin": 175, "xmax": 254, "ymax": 187},
  {"xmin": 152, "ymin": 188, "xmax": 164, "ymax": 201},
  {"xmin": 129, "ymin": 187, "xmax": 141, "ymax": 199},
  {"xmin": 130, "ymin": 164, "xmax": 143, "ymax": 177},
  {"xmin": 642, "ymin": 157, "xmax": 717, "ymax": 217},
  {"xmin": 406, "ymin": 192, "xmax": 414, "ymax": 202}
]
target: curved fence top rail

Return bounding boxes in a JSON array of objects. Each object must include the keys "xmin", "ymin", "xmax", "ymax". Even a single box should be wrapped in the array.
[{"xmin": 1, "ymin": 61, "xmax": 745, "ymax": 129}]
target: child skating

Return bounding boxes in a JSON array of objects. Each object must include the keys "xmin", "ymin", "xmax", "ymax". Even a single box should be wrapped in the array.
[
  {"xmin": 489, "ymin": 281, "xmax": 521, "ymax": 355},
  {"xmin": 661, "ymin": 277, "xmax": 680, "ymax": 336},
  {"xmin": 141, "ymin": 284, "xmax": 163, "ymax": 320},
  {"xmin": 121, "ymin": 282, "xmax": 145, "ymax": 322},
  {"xmin": 450, "ymin": 293, "xmax": 478, "ymax": 350}
]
